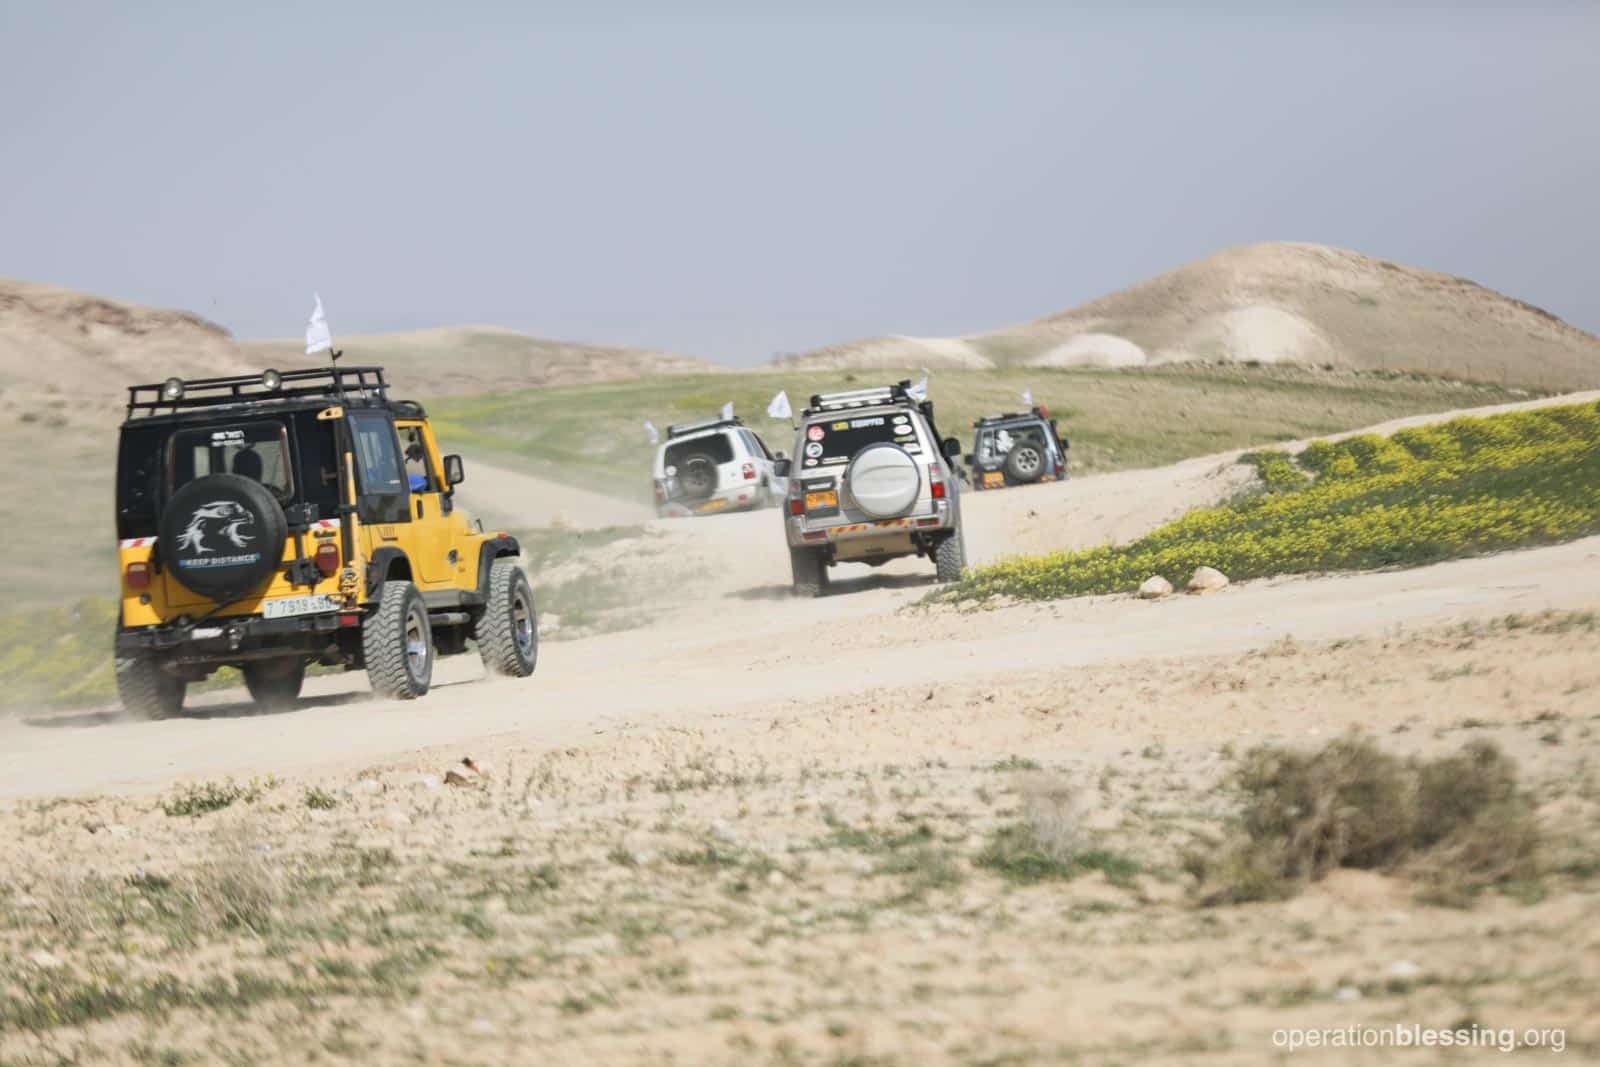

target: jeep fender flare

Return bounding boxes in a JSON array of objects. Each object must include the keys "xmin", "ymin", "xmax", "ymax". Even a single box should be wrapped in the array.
[
  {"xmin": 366, "ymin": 548, "xmax": 413, "ymax": 599},
  {"xmin": 474, "ymin": 536, "xmax": 521, "ymax": 598}
]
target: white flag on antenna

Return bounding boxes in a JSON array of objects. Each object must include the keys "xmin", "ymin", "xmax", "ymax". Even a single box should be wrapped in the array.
[
  {"xmin": 908, "ymin": 375, "xmax": 929, "ymax": 401},
  {"xmin": 766, "ymin": 390, "xmax": 791, "ymax": 419},
  {"xmin": 720, "ymin": 401, "xmax": 735, "ymax": 420},
  {"xmin": 1021, "ymin": 389, "xmax": 1033, "ymax": 406},
  {"xmin": 305, "ymin": 293, "xmax": 333, "ymax": 356},
  {"xmin": 644, "ymin": 420, "xmax": 660, "ymax": 445}
]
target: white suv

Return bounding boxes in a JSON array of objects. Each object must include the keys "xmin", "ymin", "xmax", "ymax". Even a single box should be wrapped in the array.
[
  {"xmin": 653, "ymin": 416, "xmax": 789, "ymax": 518},
  {"xmin": 781, "ymin": 382, "xmax": 966, "ymax": 596}
]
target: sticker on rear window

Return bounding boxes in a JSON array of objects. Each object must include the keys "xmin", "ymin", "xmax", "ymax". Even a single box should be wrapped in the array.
[{"xmin": 807, "ymin": 426, "xmax": 825, "ymax": 441}]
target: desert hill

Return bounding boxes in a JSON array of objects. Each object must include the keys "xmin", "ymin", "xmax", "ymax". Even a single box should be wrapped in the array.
[
  {"xmin": 241, "ymin": 325, "xmax": 720, "ymax": 396},
  {"xmin": 773, "ymin": 242, "xmax": 1600, "ymax": 390},
  {"xmin": 0, "ymin": 279, "xmax": 721, "ymax": 417}
]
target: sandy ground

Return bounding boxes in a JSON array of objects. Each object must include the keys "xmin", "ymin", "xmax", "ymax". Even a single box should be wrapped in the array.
[{"xmin": 2, "ymin": 394, "xmax": 1598, "ymax": 1064}]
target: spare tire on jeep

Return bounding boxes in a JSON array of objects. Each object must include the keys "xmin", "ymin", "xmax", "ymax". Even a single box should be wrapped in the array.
[{"xmin": 158, "ymin": 473, "xmax": 287, "ymax": 602}]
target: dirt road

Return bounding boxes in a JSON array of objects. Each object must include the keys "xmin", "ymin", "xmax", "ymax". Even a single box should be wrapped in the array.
[
  {"xmin": 3, "ymin": 391, "xmax": 1596, "ymax": 799},
  {"xmin": 5, "ymin": 393, "xmax": 1599, "ymax": 1066}
]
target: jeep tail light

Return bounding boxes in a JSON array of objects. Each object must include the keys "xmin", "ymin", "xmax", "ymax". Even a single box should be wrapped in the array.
[
  {"xmin": 929, "ymin": 463, "xmax": 945, "ymax": 500},
  {"xmin": 742, "ymin": 462, "xmax": 756, "ymax": 481},
  {"xmin": 125, "ymin": 561, "xmax": 151, "ymax": 591},
  {"xmin": 315, "ymin": 542, "xmax": 340, "ymax": 577},
  {"xmin": 788, "ymin": 478, "xmax": 803, "ymax": 516},
  {"xmin": 653, "ymin": 478, "xmax": 666, "ymax": 502}
]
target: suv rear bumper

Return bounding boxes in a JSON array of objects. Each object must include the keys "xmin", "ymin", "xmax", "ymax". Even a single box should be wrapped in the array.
[
  {"xmin": 659, "ymin": 485, "xmax": 766, "ymax": 518},
  {"xmin": 786, "ymin": 502, "xmax": 955, "ymax": 549},
  {"xmin": 116, "ymin": 611, "xmax": 354, "ymax": 665}
]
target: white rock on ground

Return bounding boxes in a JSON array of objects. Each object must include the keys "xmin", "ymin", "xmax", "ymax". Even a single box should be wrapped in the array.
[
  {"xmin": 1138, "ymin": 575, "xmax": 1173, "ymax": 599},
  {"xmin": 1187, "ymin": 566, "xmax": 1230, "ymax": 593}
]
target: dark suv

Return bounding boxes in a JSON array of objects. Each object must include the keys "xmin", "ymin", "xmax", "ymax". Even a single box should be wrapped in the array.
[{"xmin": 965, "ymin": 406, "xmax": 1069, "ymax": 490}]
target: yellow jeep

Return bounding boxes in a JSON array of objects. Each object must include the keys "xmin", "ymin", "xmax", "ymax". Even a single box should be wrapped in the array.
[{"xmin": 113, "ymin": 366, "xmax": 537, "ymax": 717}]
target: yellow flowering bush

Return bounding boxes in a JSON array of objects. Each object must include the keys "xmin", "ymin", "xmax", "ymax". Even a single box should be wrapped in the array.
[{"xmin": 938, "ymin": 402, "xmax": 1600, "ymax": 604}]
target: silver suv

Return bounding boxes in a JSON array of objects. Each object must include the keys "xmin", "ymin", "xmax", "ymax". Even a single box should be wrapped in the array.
[{"xmin": 780, "ymin": 381, "xmax": 967, "ymax": 596}]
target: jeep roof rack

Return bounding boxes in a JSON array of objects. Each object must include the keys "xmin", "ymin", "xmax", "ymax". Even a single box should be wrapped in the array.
[
  {"xmin": 805, "ymin": 381, "xmax": 916, "ymax": 415},
  {"xmin": 665, "ymin": 414, "xmax": 743, "ymax": 439},
  {"xmin": 125, "ymin": 365, "xmax": 389, "ymax": 419}
]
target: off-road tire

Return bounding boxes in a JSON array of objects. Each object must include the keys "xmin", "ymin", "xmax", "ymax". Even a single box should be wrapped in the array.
[
  {"xmin": 475, "ymin": 559, "xmax": 538, "ymax": 678},
  {"xmin": 1004, "ymin": 442, "xmax": 1045, "ymax": 484},
  {"xmin": 363, "ymin": 581, "xmax": 433, "ymax": 700},
  {"xmin": 116, "ymin": 655, "xmax": 186, "ymax": 719},
  {"xmin": 790, "ymin": 546, "xmax": 829, "ymax": 598},
  {"xmin": 935, "ymin": 529, "xmax": 967, "ymax": 583},
  {"xmin": 242, "ymin": 658, "xmax": 306, "ymax": 709}
]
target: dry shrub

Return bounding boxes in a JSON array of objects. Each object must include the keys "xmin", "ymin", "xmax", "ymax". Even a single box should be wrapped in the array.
[
  {"xmin": 1017, "ymin": 773, "xmax": 1081, "ymax": 864},
  {"xmin": 1194, "ymin": 734, "xmax": 1540, "ymax": 906}
]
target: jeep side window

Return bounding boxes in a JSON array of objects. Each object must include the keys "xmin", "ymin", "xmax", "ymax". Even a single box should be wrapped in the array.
[
  {"xmin": 746, "ymin": 430, "xmax": 774, "ymax": 461},
  {"xmin": 400, "ymin": 425, "xmax": 435, "ymax": 493},
  {"xmin": 349, "ymin": 411, "xmax": 411, "ymax": 524}
]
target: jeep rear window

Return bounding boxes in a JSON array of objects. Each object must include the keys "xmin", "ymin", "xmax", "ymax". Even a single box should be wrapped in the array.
[
  {"xmin": 799, "ymin": 413, "xmax": 922, "ymax": 471},
  {"xmin": 169, "ymin": 422, "xmax": 294, "ymax": 501},
  {"xmin": 665, "ymin": 434, "xmax": 734, "ymax": 469}
]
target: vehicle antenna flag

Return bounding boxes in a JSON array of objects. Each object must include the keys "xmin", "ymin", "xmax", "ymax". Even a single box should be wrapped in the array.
[
  {"xmin": 643, "ymin": 419, "xmax": 660, "ymax": 445},
  {"xmin": 306, "ymin": 293, "xmax": 334, "ymax": 357},
  {"xmin": 908, "ymin": 374, "xmax": 929, "ymax": 402},
  {"xmin": 1021, "ymin": 388, "xmax": 1033, "ymax": 406},
  {"xmin": 720, "ymin": 401, "xmax": 735, "ymax": 420},
  {"xmin": 766, "ymin": 390, "xmax": 791, "ymax": 420}
]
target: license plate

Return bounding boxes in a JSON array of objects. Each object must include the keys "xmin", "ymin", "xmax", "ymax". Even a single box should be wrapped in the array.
[
  {"xmin": 982, "ymin": 471, "xmax": 1005, "ymax": 488},
  {"xmin": 262, "ymin": 594, "xmax": 342, "ymax": 620},
  {"xmin": 696, "ymin": 498, "xmax": 728, "ymax": 513},
  {"xmin": 805, "ymin": 490, "xmax": 838, "ymax": 510}
]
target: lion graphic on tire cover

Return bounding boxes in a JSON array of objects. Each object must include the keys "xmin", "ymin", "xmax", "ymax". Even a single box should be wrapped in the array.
[{"xmin": 176, "ymin": 501, "xmax": 256, "ymax": 555}]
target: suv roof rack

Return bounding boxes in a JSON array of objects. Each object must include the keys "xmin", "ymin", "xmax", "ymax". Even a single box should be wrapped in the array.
[
  {"xmin": 806, "ymin": 381, "xmax": 916, "ymax": 415},
  {"xmin": 666, "ymin": 414, "xmax": 743, "ymax": 439},
  {"xmin": 126, "ymin": 365, "xmax": 389, "ymax": 419},
  {"xmin": 974, "ymin": 405, "xmax": 1050, "ymax": 426}
]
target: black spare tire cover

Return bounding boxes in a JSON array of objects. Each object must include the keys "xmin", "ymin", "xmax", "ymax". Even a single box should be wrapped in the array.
[
  {"xmin": 158, "ymin": 473, "xmax": 287, "ymax": 601},
  {"xmin": 675, "ymin": 453, "xmax": 719, "ymax": 501}
]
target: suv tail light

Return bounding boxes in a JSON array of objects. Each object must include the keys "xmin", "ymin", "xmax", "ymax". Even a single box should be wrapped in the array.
[
  {"xmin": 742, "ymin": 462, "xmax": 756, "ymax": 481},
  {"xmin": 929, "ymin": 463, "xmax": 946, "ymax": 500},
  {"xmin": 787, "ymin": 478, "xmax": 803, "ymax": 516},
  {"xmin": 315, "ymin": 542, "xmax": 340, "ymax": 577},
  {"xmin": 653, "ymin": 478, "xmax": 667, "ymax": 502},
  {"xmin": 125, "ymin": 561, "xmax": 151, "ymax": 591}
]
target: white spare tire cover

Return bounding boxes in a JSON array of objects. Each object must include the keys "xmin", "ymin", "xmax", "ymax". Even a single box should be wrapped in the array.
[{"xmin": 846, "ymin": 443, "xmax": 921, "ymax": 518}]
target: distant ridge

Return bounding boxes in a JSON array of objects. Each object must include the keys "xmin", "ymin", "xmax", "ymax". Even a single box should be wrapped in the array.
[
  {"xmin": 772, "ymin": 242, "xmax": 1600, "ymax": 390},
  {"xmin": 0, "ymin": 278, "xmax": 723, "ymax": 412}
]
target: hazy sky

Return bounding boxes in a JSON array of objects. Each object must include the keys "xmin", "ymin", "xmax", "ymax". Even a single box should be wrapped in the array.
[{"xmin": 2, "ymin": 3, "xmax": 1596, "ymax": 365}]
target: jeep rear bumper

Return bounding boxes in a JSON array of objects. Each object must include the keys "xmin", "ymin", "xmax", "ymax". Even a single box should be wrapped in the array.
[{"xmin": 116, "ymin": 612, "xmax": 357, "ymax": 666}]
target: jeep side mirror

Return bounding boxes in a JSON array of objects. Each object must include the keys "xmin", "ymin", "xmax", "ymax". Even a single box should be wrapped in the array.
[
  {"xmin": 774, "ymin": 451, "xmax": 787, "ymax": 462},
  {"xmin": 942, "ymin": 437, "xmax": 962, "ymax": 459},
  {"xmin": 773, "ymin": 458, "xmax": 792, "ymax": 478},
  {"xmin": 443, "ymin": 454, "xmax": 465, "ymax": 487}
]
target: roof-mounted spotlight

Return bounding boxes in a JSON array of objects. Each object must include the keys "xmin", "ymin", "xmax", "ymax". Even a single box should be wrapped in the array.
[
  {"xmin": 261, "ymin": 368, "xmax": 283, "ymax": 391},
  {"xmin": 159, "ymin": 377, "xmax": 185, "ymax": 402}
]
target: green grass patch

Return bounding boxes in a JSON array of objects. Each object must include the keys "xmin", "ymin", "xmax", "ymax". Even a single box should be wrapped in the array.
[
  {"xmin": 429, "ymin": 364, "xmax": 1519, "ymax": 503},
  {"xmin": 936, "ymin": 401, "xmax": 1600, "ymax": 603},
  {"xmin": 976, "ymin": 824, "xmax": 1142, "ymax": 886}
]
